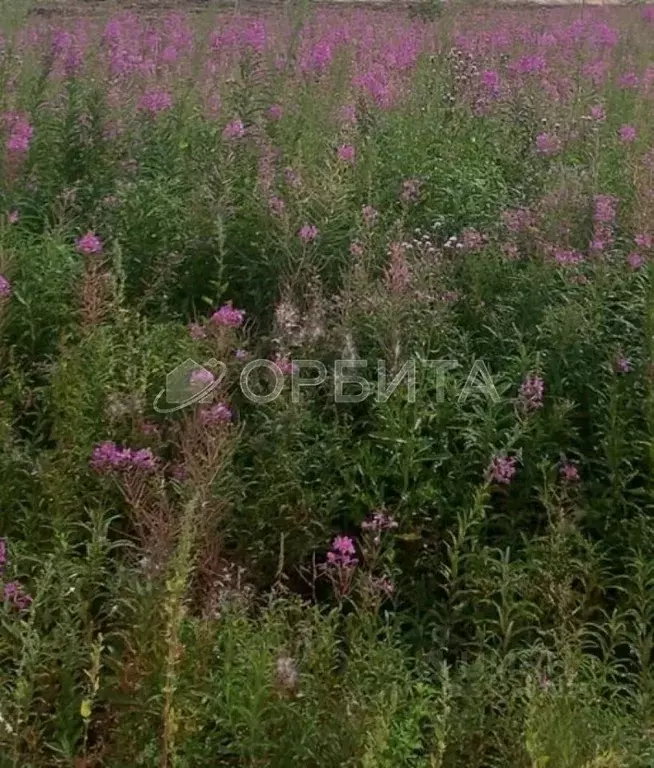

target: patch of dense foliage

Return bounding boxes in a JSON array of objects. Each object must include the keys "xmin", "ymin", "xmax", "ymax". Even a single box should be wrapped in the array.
[{"xmin": 1, "ymin": 2, "xmax": 654, "ymax": 765}]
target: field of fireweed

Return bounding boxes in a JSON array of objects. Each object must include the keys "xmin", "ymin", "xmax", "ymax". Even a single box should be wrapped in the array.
[{"xmin": 3, "ymin": 1, "xmax": 654, "ymax": 765}]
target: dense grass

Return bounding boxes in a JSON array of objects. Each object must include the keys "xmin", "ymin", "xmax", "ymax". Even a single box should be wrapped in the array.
[{"xmin": 1, "ymin": 2, "xmax": 654, "ymax": 765}]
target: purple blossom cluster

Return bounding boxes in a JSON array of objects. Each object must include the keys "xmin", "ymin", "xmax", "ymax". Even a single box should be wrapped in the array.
[
  {"xmin": 489, "ymin": 455, "xmax": 518, "ymax": 485},
  {"xmin": 4, "ymin": 581, "xmax": 32, "ymax": 611},
  {"xmin": 90, "ymin": 441, "xmax": 157, "ymax": 473},
  {"xmin": 0, "ymin": 538, "xmax": 32, "ymax": 611},
  {"xmin": 298, "ymin": 224, "xmax": 319, "ymax": 243},
  {"xmin": 535, "ymin": 132, "xmax": 561, "ymax": 157},
  {"xmin": 3, "ymin": 112, "xmax": 34, "ymax": 153},
  {"xmin": 337, "ymin": 144, "xmax": 355, "ymax": 164},
  {"xmin": 591, "ymin": 194, "xmax": 618, "ymax": 253},
  {"xmin": 560, "ymin": 462, "xmax": 580, "ymax": 482},
  {"xmin": 326, "ymin": 535, "xmax": 358, "ymax": 568},
  {"xmin": 0, "ymin": 274, "xmax": 11, "ymax": 300},
  {"xmin": 519, "ymin": 375, "xmax": 545, "ymax": 411},
  {"xmin": 76, "ymin": 231, "xmax": 103, "ymax": 255},
  {"xmin": 210, "ymin": 302, "xmax": 245, "ymax": 328},
  {"xmin": 223, "ymin": 119, "xmax": 245, "ymax": 139},
  {"xmin": 199, "ymin": 402, "xmax": 233, "ymax": 426},
  {"xmin": 139, "ymin": 89, "xmax": 173, "ymax": 115}
]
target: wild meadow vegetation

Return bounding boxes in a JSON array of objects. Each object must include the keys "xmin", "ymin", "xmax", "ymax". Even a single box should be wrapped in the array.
[{"xmin": 2, "ymin": 0, "xmax": 654, "ymax": 764}]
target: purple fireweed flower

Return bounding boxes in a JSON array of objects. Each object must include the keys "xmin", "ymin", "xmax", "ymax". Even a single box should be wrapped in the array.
[
  {"xmin": 160, "ymin": 45, "xmax": 178, "ymax": 64},
  {"xmin": 350, "ymin": 241, "xmax": 364, "ymax": 257},
  {"xmin": 7, "ymin": 210, "xmax": 19, "ymax": 224},
  {"xmin": 619, "ymin": 72, "xmax": 639, "ymax": 89},
  {"xmin": 619, "ymin": 124, "xmax": 637, "ymax": 143},
  {"xmin": 535, "ymin": 132, "xmax": 561, "ymax": 156},
  {"xmin": 589, "ymin": 104, "xmax": 606, "ymax": 121},
  {"xmin": 3, "ymin": 580, "xmax": 32, "ymax": 611},
  {"xmin": 519, "ymin": 375, "xmax": 545, "ymax": 410},
  {"xmin": 90, "ymin": 441, "xmax": 156, "ymax": 473},
  {"xmin": 130, "ymin": 448, "xmax": 157, "ymax": 471},
  {"xmin": 635, "ymin": 233, "xmax": 652, "ymax": 249},
  {"xmin": 190, "ymin": 368, "xmax": 215, "ymax": 388},
  {"xmin": 489, "ymin": 455, "xmax": 518, "ymax": 485},
  {"xmin": 326, "ymin": 535, "xmax": 358, "ymax": 567},
  {"xmin": 337, "ymin": 144, "xmax": 355, "ymax": 164},
  {"xmin": 0, "ymin": 537, "xmax": 6, "ymax": 573},
  {"xmin": 138, "ymin": 89, "xmax": 173, "ymax": 115},
  {"xmin": 560, "ymin": 462, "xmax": 580, "ymax": 482},
  {"xmin": 222, "ymin": 119, "xmax": 245, "ymax": 139},
  {"xmin": 627, "ymin": 252, "xmax": 645, "ymax": 270},
  {"xmin": 199, "ymin": 402, "xmax": 232, "ymax": 426},
  {"xmin": 76, "ymin": 231, "xmax": 103, "ymax": 255},
  {"xmin": 553, "ymin": 248, "xmax": 584, "ymax": 266},
  {"xmin": 591, "ymin": 227, "xmax": 612, "ymax": 253},
  {"xmin": 594, "ymin": 194, "xmax": 619, "ymax": 223},
  {"xmin": 267, "ymin": 104, "xmax": 283, "ymax": 121},
  {"xmin": 90, "ymin": 440, "xmax": 124, "ymax": 472},
  {"xmin": 4, "ymin": 115, "xmax": 33, "ymax": 154},
  {"xmin": 235, "ymin": 348, "xmax": 248, "ymax": 361},
  {"xmin": 481, "ymin": 69, "xmax": 500, "ymax": 92},
  {"xmin": 210, "ymin": 302, "xmax": 245, "ymax": 328},
  {"xmin": 615, "ymin": 356, "xmax": 632, "ymax": 373},
  {"xmin": 0, "ymin": 274, "xmax": 11, "ymax": 299},
  {"xmin": 298, "ymin": 224, "xmax": 319, "ymax": 243}
]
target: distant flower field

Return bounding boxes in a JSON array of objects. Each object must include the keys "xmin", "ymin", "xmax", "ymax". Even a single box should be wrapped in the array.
[{"xmin": 1, "ymin": 3, "xmax": 654, "ymax": 766}]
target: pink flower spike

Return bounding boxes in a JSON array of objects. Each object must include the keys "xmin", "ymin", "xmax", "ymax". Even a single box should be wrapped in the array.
[
  {"xmin": 199, "ymin": 402, "xmax": 232, "ymax": 426},
  {"xmin": 619, "ymin": 124, "xmax": 637, "ymax": 143},
  {"xmin": 138, "ymin": 89, "xmax": 173, "ymax": 115},
  {"xmin": 76, "ymin": 231, "xmax": 103, "ymax": 255},
  {"xmin": 589, "ymin": 105, "xmax": 606, "ymax": 121},
  {"xmin": 489, "ymin": 454, "xmax": 518, "ymax": 485},
  {"xmin": 267, "ymin": 104, "xmax": 283, "ymax": 121},
  {"xmin": 627, "ymin": 252, "xmax": 645, "ymax": 270},
  {"xmin": 298, "ymin": 224, "xmax": 319, "ymax": 243},
  {"xmin": 535, "ymin": 132, "xmax": 561, "ymax": 156},
  {"xmin": 210, "ymin": 302, "xmax": 245, "ymax": 328},
  {"xmin": 222, "ymin": 119, "xmax": 245, "ymax": 139},
  {"xmin": 0, "ymin": 274, "xmax": 12, "ymax": 299},
  {"xmin": 337, "ymin": 144, "xmax": 355, "ymax": 164},
  {"xmin": 519, "ymin": 375, "xmax": 545, "ymax": 411},
  {"xmin": 560, "ymin": 462, "xmax": 580, "ymax": 483}
]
